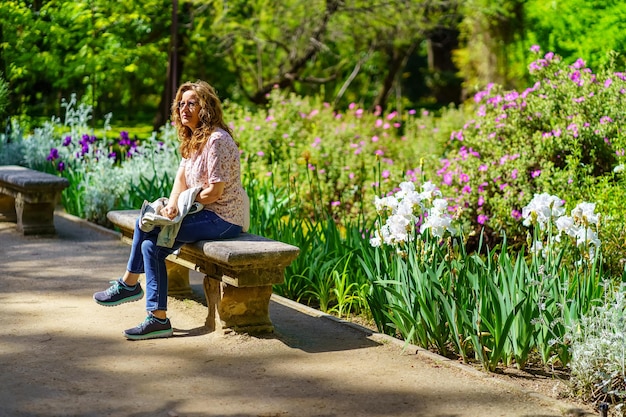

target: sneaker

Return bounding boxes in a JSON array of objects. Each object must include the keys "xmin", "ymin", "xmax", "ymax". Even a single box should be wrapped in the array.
[
  {"xmin": 124, "ymin": 314, "xmax": 173, "ymax": 340},
  {"xmin": 93, "ymin": 279, "xmax": 144, "ymax": 306}
]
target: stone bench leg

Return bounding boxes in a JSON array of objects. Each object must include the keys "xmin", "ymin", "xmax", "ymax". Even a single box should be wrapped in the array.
[
  {"xmin": 0, "ymin": 194, "xmax": 17, "ymax": 222},
  {"xmin": 203, "ymin": 276, "xmax": 274, "ymax": 334},
  {"xmin": 165, "ymin": 260, "xmax": 193, "ymax": 297},
  {"xmin": 16, "ymin": 194, "xmax": 57, "ymax": 235}
]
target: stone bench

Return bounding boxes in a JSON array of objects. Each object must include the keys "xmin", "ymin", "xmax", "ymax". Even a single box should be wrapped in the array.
[
  {"xmin": 0, "ymin": 165, "xmax": 70, "ymax": 235},
  {"xmin": 107, "ymin": 209, "xmax": 300, "ymax": 335}
]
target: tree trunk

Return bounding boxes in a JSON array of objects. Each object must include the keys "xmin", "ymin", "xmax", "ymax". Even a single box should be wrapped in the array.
[
  {"xmin": 425, "ymin": 28, "xmax": 462, "ymax": 105},
  {"xmin": 153, "ymin": 0, "xmax": 184, "ymax": 130},
  {"xmin": 371, "ymin": 42, "xmax": 416, "ymax": 112}
]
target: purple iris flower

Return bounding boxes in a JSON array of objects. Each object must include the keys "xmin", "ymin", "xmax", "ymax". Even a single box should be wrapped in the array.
[
  {"xmin": 47, "ymin": 148, "xmax": 59, "ymax": 161},
  {"xmin": 119, "ymin": 131, "xmax": 131, "ymax": 146}
]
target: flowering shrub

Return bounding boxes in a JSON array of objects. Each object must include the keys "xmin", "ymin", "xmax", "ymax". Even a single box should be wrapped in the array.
[
  {"xmin": 227, "ymin": 88, "xmax": 459, "ymax": 225},
  {"xmin": 437, "ymin": 47, "xmax": 626, "ymax": 255}
]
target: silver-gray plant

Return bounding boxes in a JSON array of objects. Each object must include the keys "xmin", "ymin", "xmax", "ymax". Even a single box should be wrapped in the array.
[{"xmin": 568, "ymin": 283, "xmax": 626, "ymax": 415}]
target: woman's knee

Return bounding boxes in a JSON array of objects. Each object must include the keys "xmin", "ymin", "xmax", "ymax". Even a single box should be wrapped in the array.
[{"xmin": 141, "ymin": 239, "xmax": 171, "ymax": 260}]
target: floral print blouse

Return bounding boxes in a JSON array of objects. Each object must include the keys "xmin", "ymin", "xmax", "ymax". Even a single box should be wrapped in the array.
[{"xmin": 180, "ymin": 128, "xmax": 245, "ymax": 227}]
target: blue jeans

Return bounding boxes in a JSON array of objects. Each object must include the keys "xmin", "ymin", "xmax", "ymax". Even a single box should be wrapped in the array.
[{"xmin": 126, "ymin": 210, "xmax": 242, "ymax": 312}]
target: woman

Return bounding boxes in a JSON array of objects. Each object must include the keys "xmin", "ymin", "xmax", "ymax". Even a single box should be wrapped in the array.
[{"xmin": 94, "ymin": 80, "xmax": 246, "ymax": 340}]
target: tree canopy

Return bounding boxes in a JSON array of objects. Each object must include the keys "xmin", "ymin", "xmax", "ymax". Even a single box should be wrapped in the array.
[{"xmin": 1, "ymin": 0, "xmax": 625, "ymax": 129}]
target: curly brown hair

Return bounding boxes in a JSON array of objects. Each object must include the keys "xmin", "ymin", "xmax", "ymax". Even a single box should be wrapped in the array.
[{"xmin": 171, "ymin": 80, "xmax": 234, "ymax": 159}]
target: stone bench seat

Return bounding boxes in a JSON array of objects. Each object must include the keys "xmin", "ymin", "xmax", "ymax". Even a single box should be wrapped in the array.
[
  {"xmin": 0, "ymin": 165, "xmax": 70, "ymax": 235},
  {"xmin": 107, "ymin": 209, "xmax": 300, "ymax": 334}
]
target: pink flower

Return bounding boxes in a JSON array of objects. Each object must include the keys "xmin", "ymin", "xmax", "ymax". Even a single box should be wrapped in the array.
[
  {"xmin": 474, "ymin": 90, "xmax": 488, "ymax": 103},
  {"xmin": 511, "ymin": 209, "xmax": 522, "ymax": 220},
  {"xmin": 477, "ymin": 214, "xmax": 488, "ymax": 225},
  {"xmin": 478, "ymin": 196, "xmax": 485, "ymax": 206},
  {"xmin": 331, "ymin": 201, "xmax": 341, "ymax": 207},
  {"xmin": 572, "ymin": 58, "xmax": 585, "ymax": 69},
  {"xmin": 531, "ymin": 170, "xmax": 541, "ymax": 178}
]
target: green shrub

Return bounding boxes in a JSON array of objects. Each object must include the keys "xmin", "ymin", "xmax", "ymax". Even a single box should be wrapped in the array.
[{"xmin": 0, "ymin": 73, "xmax": 8, "ymax": 121}]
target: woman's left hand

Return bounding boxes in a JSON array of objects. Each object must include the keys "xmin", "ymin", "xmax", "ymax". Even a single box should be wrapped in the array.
[{"xmin": 162, "ymin": 204, "xmax": 178, "ymax": 219}]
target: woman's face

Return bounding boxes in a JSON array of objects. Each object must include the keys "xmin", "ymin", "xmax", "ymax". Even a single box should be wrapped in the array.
[{"xmin": 179, "ymin": 90, "xmax": 200, "ymax": 130}]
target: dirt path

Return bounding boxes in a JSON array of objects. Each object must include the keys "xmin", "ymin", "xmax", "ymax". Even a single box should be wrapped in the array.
[{"xmin": 0, "ymin": 213, "xmax": 594, "ymax": 417}]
